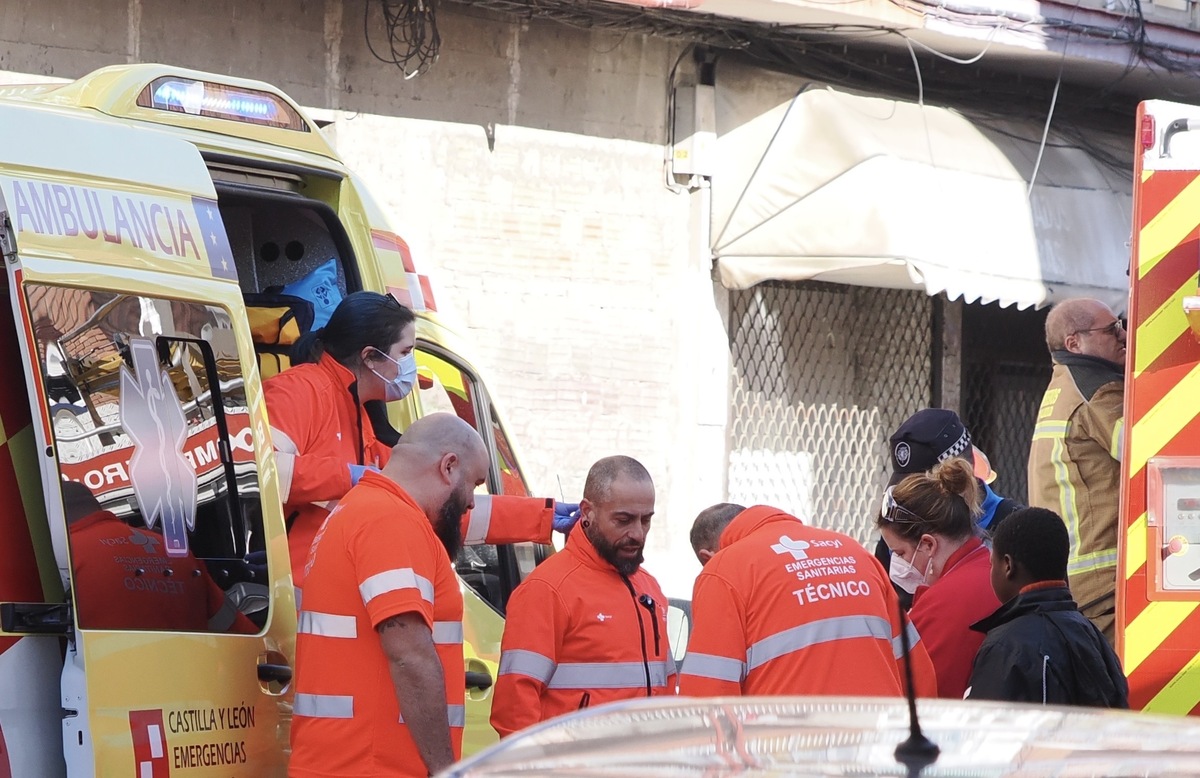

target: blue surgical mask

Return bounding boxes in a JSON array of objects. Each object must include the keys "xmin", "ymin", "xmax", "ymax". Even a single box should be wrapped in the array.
[{"xmin": 370, "ymin": 350, "xmax": 417, "ymax": 401}]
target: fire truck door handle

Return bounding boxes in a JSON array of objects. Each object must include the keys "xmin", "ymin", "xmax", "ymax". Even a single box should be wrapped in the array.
[
  {"xmin": 257, "ymin": 663, "xmax": 293, "ymax": 684},
  {"xmin": 465, "ymin": 670, "xmax": 493, "ymax": 690}
]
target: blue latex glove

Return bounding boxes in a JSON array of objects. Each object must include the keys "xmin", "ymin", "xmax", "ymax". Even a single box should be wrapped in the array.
[
  {"xmin": 348, "ymin": 464, "xmax": 380, "ymax": 486},
  {"xmin": 553, "ymin": 502, "xmax": 581, "ymax": 533}
]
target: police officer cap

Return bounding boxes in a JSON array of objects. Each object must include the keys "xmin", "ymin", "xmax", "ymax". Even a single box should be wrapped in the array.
[{"xmin": 887, "ymin": 409, "xmax": 974, "ymax": 486}]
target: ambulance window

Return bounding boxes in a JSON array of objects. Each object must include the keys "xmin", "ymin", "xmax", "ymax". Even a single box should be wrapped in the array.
[
  {"xmin": 490, "ymin": 406, "xmax": 531, "ymax": 498},
  {"xmin": 25, "ymin": 285, "xmax": 265, "ymax": 634}
]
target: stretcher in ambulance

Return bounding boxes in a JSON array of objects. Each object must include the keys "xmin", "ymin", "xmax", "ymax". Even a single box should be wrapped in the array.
[{"xmin": 0, "ymin": 64, "xmax": 544, "ymax": 776}]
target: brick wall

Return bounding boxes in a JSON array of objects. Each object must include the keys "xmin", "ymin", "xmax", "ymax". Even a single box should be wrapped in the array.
[{"xmin": 0, "ymin": 0, "xmax": 728, "ymax": 594}]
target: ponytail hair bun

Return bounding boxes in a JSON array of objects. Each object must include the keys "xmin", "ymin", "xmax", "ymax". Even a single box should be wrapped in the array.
[{"xmin": 932, "ymin": 457, "xmax": 981, "ymax": 516}]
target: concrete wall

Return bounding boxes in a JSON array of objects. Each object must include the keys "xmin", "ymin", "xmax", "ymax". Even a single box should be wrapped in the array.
[{"xmin": 0, "ymin": 0, "xmax": 729, "ymax": 594}]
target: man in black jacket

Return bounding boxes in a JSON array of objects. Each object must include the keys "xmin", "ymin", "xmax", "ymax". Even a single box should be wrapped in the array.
[{"xmin": 965, "ymin": 507, "xmax": 1128, "ymax": 707}]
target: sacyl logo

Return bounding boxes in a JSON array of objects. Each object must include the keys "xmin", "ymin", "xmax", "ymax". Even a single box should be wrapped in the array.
[{"xmin": 771, "ymin": 535, "xmax": 811, "ymax": 560}]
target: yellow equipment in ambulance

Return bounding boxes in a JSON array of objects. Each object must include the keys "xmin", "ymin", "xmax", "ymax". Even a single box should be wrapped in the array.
[{"xmin": 0, "ymin": 64, "xmax": 545, "ymax": 776}]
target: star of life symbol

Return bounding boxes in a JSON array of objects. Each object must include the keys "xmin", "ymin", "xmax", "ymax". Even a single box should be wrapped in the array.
[
  {"xmin": 129, "ymin": 529, "xmax": 162, "ymax": 555},
  {"xmin": 120, "ymin": 338, "xmax": 197, "ymax": 558},
  {"xmin": 771, "ymin": 535, "xmax": 811, "ymax": 560},
  {"xmin": 597, "ymin": 613, "xmax": 612, "ymax": 622}
]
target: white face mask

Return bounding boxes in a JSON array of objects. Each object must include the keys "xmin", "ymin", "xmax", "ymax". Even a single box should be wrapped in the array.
[
  {"xmin": 889, "ymin": 546, "xmax": 933, "ymax": 595},
  {"xmin": 370, "ymin": 350, "xmax": 418, "ymax": 401}
]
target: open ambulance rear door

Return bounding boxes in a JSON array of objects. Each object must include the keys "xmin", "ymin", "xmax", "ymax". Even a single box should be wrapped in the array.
[
  {"xmin": 1118, "ymin": 99, "xmax": 1200, "ymax": 713},
  {"xmin": 0, "ymin": 99, "xmax": 295, "ymax": 775}
]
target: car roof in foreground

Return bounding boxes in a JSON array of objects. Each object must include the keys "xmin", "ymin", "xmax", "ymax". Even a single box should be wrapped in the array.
[{"xmin": 440, "ymin": 696, "xmax": 1200, "ymax": 777}]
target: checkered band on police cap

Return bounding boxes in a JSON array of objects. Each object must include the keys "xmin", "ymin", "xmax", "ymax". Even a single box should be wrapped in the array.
[
  {"xmin": 887, "ymin": 408, "xmax": 973, "ymax": 484},
  {"xmin": 940, "ymin": 427, "xmax": 971, "ymax": 462}
]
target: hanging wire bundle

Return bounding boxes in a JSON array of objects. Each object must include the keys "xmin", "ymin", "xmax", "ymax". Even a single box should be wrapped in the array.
[{"xmin": 364, "ymin": 0, "xmax": 442, "ymax": 79}]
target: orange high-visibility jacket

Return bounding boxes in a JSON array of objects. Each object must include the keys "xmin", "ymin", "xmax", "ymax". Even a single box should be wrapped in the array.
[
  {"xmin": 290, "ymin": 472, "xmax": 464, "ymax": 777},
  {"xmin": 680, "ymin": 506, "xmax": 937, "ymax": 698},
  {"xmin": 491, "ymin": 528, "xmax": 677, "ymax": 738},
  {"xmin": 263, "ymin": 353, "xmax": 555, "ymax": 586}
]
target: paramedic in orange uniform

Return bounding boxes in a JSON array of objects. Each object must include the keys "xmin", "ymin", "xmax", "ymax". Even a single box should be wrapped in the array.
[
  {"xmin": 491, "ymin": 456, "xmax": 675, "ymax": 738},
  {"xmin": 262, "ymin": 291, "xmax": 573, "ymax": 586},
  {"xmin": 62, "ymin": 481, "xmax": 254, "ymax": 633},
  {"xmin": 290, "ymin": 413, "xmax": 490, "ymax": 777},
  {"xmin": 680, "ymin": 503, "xmax": 937, "ymax": 698}
]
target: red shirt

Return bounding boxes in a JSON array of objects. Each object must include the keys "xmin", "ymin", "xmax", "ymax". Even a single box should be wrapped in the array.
[
  {"xmin": 289, "ymin": 472, "xmax": 463, "ymax": 778},
  {"xmin": 68, "ymin": 510, "xmax": 252, "ymax": 633},
  {"xmin": 909, "ymin": 536, "xmax": 1000, "ymax": 698}
]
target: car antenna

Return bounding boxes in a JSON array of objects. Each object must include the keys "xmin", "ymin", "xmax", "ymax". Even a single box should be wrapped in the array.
[{"xmin": 893, "ymin": 601, "xmax": 939, "ymax": 778}]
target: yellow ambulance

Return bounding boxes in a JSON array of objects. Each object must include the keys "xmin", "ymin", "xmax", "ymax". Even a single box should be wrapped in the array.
[{"xmin": 0, "ymin": 64, "xmax": 546, "ymax": 776}]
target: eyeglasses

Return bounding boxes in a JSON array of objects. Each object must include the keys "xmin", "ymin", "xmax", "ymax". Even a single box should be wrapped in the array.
[
  {"xmin": 1074, "ymin": 318, "xmax": 1125, "ymax": 338},
  {"xmin": 880, "ymin": 487, "xmax": 923, "ymax": 524}
]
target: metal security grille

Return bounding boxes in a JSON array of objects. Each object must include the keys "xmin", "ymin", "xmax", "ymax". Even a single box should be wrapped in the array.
[
  {"xmin": 961, "ymin": 302, "xmax": 1052, "ymax": 506},
  {"xmin": 961, "ymin": 364, "xmax": 1048, "ymax": 505},
  {"xmin": 728, "ymin": 280, "xmax": 932, "ymax": 545}
]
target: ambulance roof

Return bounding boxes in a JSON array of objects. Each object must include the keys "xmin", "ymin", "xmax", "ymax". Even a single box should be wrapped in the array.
[{"xmin": 0, "ymin": 64, "xmax": 340, "ymax": 163}]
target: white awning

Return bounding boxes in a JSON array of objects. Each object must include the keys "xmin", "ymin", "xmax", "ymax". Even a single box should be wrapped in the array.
[{"xmin": 711, "ymin": 64, "xmax": 1133, "ymax": 311}]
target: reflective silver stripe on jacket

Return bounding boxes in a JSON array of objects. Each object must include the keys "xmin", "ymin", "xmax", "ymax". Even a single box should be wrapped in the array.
[
  {"xmin": 433, "ymin": 621, "xmax": 464, "ymax": 644},
  {"xmin": 548, "ymin": 660, "xmax": 669, "ymax": 690},
  {"xmin": 666, "ymin": 652, "xmax": 679, "ymax": 677},
  {"xmin": 298, "ymin": 610, "xmax": 357, "ymax": 639},
  {"xmin": 295, "ymin": 693, "xmax": 353, "ymax": 719},
  {"xmin": 464, "ymin": 495, "xmax": 493, "ymax": 545},
  {"xmin": 270, "ymin": 426, "xmax": 299, "ymax": 504},
  {"xmin": 681, "ymin": 652, "xmax": 745, "ymax": 684},
  {"xmin": 400, "ymin": 704, "xmax": 465, "ymax": 728},
  {"xmin": 497, "ymin": 649, "xmax": 556, "ymax": 684},
  {"xmin": 747, "ymin": 615, "xmax": 893, "ymax": 672},
  {"xmin": 359, "ymin": 568, "xmax": 434, "ymax": 605},
  {"xmin": 891, "ymin": 621, "xmax": 923, "ymax": 660}
]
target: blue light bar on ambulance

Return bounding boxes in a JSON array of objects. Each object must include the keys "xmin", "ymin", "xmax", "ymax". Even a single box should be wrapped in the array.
[{"xmin": 135, "ymin": 76, "xmax": 309, "ymax": 132}]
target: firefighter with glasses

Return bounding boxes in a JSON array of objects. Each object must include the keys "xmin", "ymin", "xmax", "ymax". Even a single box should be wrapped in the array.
[{"xmin": 1028, "ymin": 297, "xmax": 1127, "ymax": 645}]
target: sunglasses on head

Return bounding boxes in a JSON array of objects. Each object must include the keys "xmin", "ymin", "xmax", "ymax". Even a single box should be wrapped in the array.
[{"xmin": 880, "ymin": 486, "xmax": 923, "ymax": 524}]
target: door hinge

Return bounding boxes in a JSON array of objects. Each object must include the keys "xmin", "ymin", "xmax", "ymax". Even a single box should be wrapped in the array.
[{"xmin": 0, "ymin": 211, "xmax": 16, "ymax": 264}]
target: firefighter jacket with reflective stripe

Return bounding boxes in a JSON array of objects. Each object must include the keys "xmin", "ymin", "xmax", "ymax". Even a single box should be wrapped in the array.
[
  {"xmin": 679, "ymin": 506, "xmax": 937, "ymax": 698},
  {"xmin": 290, "ymin": 472, "xmax": 464, "ymax": 777},
  {"xmin": 491, "ymin": 527, "xmax": 676, "ymax": 738},
  {"xmin": 263, "ymin": 353, "xmax": 554, "ymax": 587},
  {"xmin": 1027, "ymin": 352, "xmax": 1123, "ymax": 633}
]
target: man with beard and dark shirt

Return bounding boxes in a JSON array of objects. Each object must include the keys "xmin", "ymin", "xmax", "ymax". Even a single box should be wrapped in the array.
[
  {"xmin": 290, "ymin": 413, "xmax": 490, "ymax": 778},
  {"xmin": 491, "ymin": 455, "xmax": 675, "ymax": 738},
  {"xmin": 1028, "ymin": 298, "xmax": 1126, "ymax": 645}
]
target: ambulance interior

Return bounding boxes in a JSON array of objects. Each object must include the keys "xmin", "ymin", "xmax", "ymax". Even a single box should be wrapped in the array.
[{"xmin": 209, "ymin": 167, "xmax": 543, "ymax": 614}]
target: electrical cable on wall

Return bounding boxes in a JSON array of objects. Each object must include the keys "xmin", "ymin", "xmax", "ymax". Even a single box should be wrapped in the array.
[{"xmin": 365, "ymin": 0, "xmax": 442, "ymax": 79}]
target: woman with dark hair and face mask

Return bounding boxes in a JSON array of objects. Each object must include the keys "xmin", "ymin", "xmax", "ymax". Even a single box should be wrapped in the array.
[
  {"xmin": 265, "ymin": 291, "xmax": 567, "ymax": 587},
  {"xmin": 265, "ymin": 291, "xmax": 419, "ymax": 583},
  {"xmin": 874, "ymin": 457, "xmax": 999, "ymax": 699}
]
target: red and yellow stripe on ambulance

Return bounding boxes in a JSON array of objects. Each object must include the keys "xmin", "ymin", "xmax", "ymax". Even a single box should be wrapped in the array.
[
  {"xmin": 0, "ymin": 174, "xmax": 237, "ymax": 281},
  {"xmin": 1118, "ymin": 99, "xmax": 1200, "ymax": 713}
]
